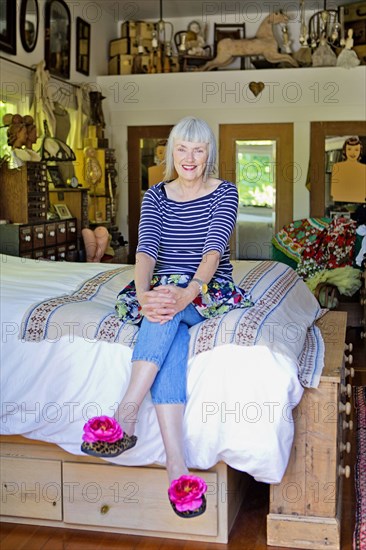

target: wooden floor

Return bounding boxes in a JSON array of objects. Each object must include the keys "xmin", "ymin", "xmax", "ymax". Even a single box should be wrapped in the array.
[{"xmin": 1, "ymin": 328, "xmax": 365, "ymax": 550}]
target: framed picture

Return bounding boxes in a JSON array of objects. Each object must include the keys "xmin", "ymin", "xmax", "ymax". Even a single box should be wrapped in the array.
[
  {"xmin": 48, "ymin": 165, "xmax": 66, "ymax": 188},
  {"xmin": 54, "ymin": 203, "xmax": 72, "ymax": 219},
  {"xmin": 44, "ymin": 0, "xmax": 71, "ymax": 79},
  {"xmin": 0, "ymin": 0, "xmax": 17, "ymax": 54},
  {"xmin": 76, "ymin": 17, "xmax": 90, "ymax": 76}
]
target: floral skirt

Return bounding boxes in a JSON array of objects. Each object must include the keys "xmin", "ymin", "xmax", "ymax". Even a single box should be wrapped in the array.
[{"xmin": 115, "ymin": 274, "xmax": 253, "ymax": 324}]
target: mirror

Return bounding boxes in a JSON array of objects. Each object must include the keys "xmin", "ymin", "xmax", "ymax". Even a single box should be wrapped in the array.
[
  {"xmin": 0, "ymin": 0, "xmax": 16, "ymax": 54},
  {"xmin": 44, "ymin": 0, "xmax": 71, "ymax": 79},
  {"xmin": 127, "ymin": 125, "xmax": 175, "ymax": 263},
  {"xmin": 20, "ymin": 0, "xmax": 39, "ymax": 52},
  {"xmin": 310, "ymin": 121, "xmax": 366, "ymax": 217}
]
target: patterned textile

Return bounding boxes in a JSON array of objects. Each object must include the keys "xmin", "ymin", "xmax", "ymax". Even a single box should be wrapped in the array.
[
  {"xmin": 115, "ymin": 274, "xmax": 253, "ymax": 323},
  {"xmin": 20, "ymin": 261, "xmax": 324, "ymax": 388},
  {"xmin": 297, "ymin": 217, "xmax": 358, "ymax": 279},
  {"xmin": 354, "ymin": 386, "xmax": 366, "ymax": 550},
  {"xmin": 272, "ymin": 217, "xmax": 330, "ymax": 264}
]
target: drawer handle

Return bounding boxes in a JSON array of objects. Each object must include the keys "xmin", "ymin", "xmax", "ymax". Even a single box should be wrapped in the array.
[
  {"xmin": 339, "ymin": 441, "xmax": 351, "ymax": 454},
  {"xmin": 100, "ymin": 505, "xmax": 110, "ymax": 515},
  {"xmin": 24, "ymin": 235, "xmax": 31, "ymax": 242},
  {"xmin": 339, "ymin": 401, "xmax": 351, "ymax": 415},
  {"xmin": 49, "ymin": 231, "xmax": 55, "ymax": 237},
  {"xmin": 345, "ymin": 367, "xmax": 355, "ymax": 379},
  {"xmin": 70, "ymin": 227, "xmax": 76, "ymax": 233},
  {"xmin": 341, "ymin": 383, "xmax": 352, "ymax": 398},
  {"xmin": 36, "ymin": 232, "xmax": 44, "ymax": 239},
  {"xmin": 59, "ymin": 228, "xmax": 66, "ymax": 233},
  {"xmin": 338, "ymin": 465, "xmax": 351, "ymax": 478},
  {"xmin": 343, "ymin": 419, "xmax": 353, "ymax": 431},
  {"xmin": 344, "ymin": 354, "xmax": 353, "ymax": 365},
  {"xmin": 344, "ymin": 343, "xmax": 353, "ymax": 352}
]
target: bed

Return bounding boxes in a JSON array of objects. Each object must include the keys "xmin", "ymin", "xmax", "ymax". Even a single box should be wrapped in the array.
[{"xmin": 0, "ymin": 255, "xmax": 350, "ymax": 547}]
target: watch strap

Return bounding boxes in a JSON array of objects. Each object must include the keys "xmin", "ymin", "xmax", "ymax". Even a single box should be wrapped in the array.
[{"xmin": 191, "ymin": 278, "xmax": 208, "ymax": 294}]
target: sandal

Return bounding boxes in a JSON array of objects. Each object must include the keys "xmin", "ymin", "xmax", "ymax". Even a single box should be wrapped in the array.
[
  {"xmin": 80, "ymin": 415, "xmax": 137, "ymax": 458},
  {"xmin": 168, "ymin": 475, "xmax": 207, "ymax": 519}
]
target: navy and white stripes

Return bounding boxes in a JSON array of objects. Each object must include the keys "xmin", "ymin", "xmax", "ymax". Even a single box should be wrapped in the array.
[{"xmin": 136, "ymin": 180, "xmax": 238, "ymax": 279}]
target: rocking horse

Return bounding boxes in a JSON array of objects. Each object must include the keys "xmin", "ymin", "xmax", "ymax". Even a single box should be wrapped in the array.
[{"xmin": 200, "ymin": 12, "xmax": 298, "ymax": 71}]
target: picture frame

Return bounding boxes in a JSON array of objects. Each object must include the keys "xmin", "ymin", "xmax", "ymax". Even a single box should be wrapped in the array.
[
  {"xmin": 47, "ymin": 165, "xmax": 66, "ymax": 188},
  {"xmin": 44, "ymin": 0, "xmax": 71, "ymax": 79},
  {"xmin": 0, "ymin": 0, "xmax": 17, "ymax": 54},
  {"xmin": 54, "ymin": 203, "xmax": 72, "ymax": 219},
  {"xmin": 76, "ymin": 17, "xmax": 90, "ymax": 76}
]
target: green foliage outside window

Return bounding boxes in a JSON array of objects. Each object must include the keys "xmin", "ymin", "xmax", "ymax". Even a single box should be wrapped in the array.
[{"xmin": 236, "ymin": 142, "xmax": 275, "ymax": 208}]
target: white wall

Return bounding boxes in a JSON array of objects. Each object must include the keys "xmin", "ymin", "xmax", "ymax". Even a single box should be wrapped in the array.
[
  {"xmin": 0, "ymin": 0, "xmax": 118, "ymax": 97},
  {"xmin": 97, "ymin": 66, "xmax": 366, "ymax": 238},
  {"xmin": 1, "ymin": 1, "xmax": 365, "ymax": 240}
]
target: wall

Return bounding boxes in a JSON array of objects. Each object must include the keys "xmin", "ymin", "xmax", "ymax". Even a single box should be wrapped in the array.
[
  {"xmin": 97, "ymin": 66, "xmax": 366, "ymax": 238},
  {"xmin": 0, "ymin": 0, "xmax": 118, "ymax": 98},
  {"xmin": 1, "ymin": 2, "xmax": 365, "ymax": 239}
]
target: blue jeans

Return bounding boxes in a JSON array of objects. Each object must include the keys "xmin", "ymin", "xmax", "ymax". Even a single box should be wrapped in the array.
[{"xmin": 131, "ymin": 304, "xmax": 204, "ymax": 404}]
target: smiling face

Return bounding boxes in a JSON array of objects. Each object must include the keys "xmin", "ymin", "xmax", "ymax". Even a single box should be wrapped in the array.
[
  {"xmin": 345, "ymin": 143, "xmax": 361, "ymax": 161},
  {"xmin": 173, "ymin": 140, "xmax": 208, "ymax": 182}
]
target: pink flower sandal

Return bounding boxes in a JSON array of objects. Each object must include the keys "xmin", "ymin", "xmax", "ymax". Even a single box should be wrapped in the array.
[
  {"xmin": 168, "ymin": 475, "xmax": 207, "ymax": 519},
  {"xmin": 80, "ymin": 415, "xmax": 137, "ymax": 458}
]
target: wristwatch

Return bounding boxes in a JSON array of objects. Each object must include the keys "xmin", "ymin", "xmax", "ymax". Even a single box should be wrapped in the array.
[{"xmin": 191, "ymin": 278, "xmax": 208, "ymax": 295}]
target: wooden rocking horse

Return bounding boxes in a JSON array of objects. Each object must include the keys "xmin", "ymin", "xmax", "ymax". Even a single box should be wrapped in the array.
[{"xmin": 200, "ymin": 12, "xmax": 298, "ymax": 71}]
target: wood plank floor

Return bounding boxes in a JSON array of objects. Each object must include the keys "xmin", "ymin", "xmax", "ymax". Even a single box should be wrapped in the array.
[{"xmin": 1, "ymin": 328, "xmax": 365, "ymax": 550}]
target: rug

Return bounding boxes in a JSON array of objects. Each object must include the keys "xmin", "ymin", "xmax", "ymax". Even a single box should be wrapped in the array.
[{"xmin": 354, "ymin": 386, "xmax": 366, "ymax": 550}]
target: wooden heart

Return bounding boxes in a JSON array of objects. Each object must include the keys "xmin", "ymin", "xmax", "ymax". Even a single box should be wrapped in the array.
[{"xmin": 249, "ymin": 81, "xmax": 265, "ymax": 97}]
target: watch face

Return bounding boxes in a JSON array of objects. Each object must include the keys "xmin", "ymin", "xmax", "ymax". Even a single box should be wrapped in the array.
[
  {"xmin": 70, "ymin": 176, "xmax": 79, "ymax": 188},
  {"xmin": 202, "ymin": 283, "xmax": 208, "ymax": 294}
]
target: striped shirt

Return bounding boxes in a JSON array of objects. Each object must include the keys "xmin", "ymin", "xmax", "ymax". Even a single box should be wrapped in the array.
[{"xmin": 136, "ymin": 180, "xmax": 238, "ymax": 279}]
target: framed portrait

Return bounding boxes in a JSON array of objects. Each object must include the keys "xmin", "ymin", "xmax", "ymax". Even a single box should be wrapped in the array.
[
  {"xmin": 44, "ymin": 0, "xmax": 71, "ymax": 79},
  {"xmin": 0, "ymin": 0, "xmax": 17, "ymax": 54},
  {"xmin": 48, "ymin": 165, "xmax": 66, "ymax": 188},
  {"xmin": 76, "ymin": 17, "xmax": 90, "ymax": 76},
  {"xmin": 54, "ymin": 203, "xmax": 72, "ymax": 219}
]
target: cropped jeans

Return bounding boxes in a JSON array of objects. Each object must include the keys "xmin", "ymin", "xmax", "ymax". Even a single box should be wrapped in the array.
[{"xmin": 131, "ymin": 304, "xmax": 204, "ymax": 404}]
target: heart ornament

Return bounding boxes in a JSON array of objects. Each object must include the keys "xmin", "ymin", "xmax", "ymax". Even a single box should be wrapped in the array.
[{"xmin": 249, "ymin": 81, "xmax": 265, "ymax": 97}]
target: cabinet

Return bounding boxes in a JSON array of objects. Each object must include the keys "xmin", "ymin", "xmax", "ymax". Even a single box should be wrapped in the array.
[
  {"xmin": 0, "ymin": 219, "xmax": 78, "ymax": 261},
  {"xmin": 0, "ymin": 161, "xmax": 88, "ymax": 261},
  {"xmin": 267, "ymin": 311, "xmax": 352, "ymax": 550},
  {"xmin": 0, "ymin": 161, "xmax": 48, "ymax": 223}
]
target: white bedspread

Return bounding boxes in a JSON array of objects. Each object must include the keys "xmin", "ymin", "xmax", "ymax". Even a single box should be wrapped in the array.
[{"xmin": 0, "ymin": 255, "xmax": 324, "ymax": 483}]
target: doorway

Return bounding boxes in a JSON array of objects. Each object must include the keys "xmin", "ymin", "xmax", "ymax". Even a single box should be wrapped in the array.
[{"xmin": 220, "ymin": 123, "xmax": 294, "ymax": 259}]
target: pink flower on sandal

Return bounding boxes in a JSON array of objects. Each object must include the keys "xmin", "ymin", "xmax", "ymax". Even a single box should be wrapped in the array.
[
  {"xmin": 168, "ymin": 475, "xmax": 207, "ymax": 513},
  {"xmin": 82, "ymin": 416, "xmax": 123, "ymax": 443}
]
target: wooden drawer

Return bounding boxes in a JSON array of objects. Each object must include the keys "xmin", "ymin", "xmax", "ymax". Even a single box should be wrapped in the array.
[
  {"xmin": 0, "ymin": 457, "xmax": 62, "ymax": 520},
  {"xmin": 63, "ymin": 463, "xmax": 218, "ymax": 536}
]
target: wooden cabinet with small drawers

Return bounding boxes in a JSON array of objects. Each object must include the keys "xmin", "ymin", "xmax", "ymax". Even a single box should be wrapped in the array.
[
  {"xmin": 267, "ymin": 311, "xmax": 352, "ymax": 550},
  {"xmin": 0, "ymin": 219, "xmax": 78, "ymax": 261}
]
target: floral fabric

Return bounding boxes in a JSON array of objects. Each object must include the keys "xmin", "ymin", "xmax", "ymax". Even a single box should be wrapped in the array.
[
  {"xmin": 272, "ymin": 217, "xmax": 331, "ymax": 264},
  {"xmin": 296, "ymin": 217, "xmax": 357, "ymax": 279},
  {"xmin": 115, "ymin": 274, "xmax": 253, "ymax": 324}
]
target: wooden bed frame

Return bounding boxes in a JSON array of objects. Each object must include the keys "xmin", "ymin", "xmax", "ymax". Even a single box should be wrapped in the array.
[{"xmin": 0, "ymin": 311, "xmax": 351, "ymax": 548}]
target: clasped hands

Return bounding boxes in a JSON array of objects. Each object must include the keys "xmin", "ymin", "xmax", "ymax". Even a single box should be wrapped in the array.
[{"xmin": 138, "ymin": 285, "xmax": 195, "ymax": 324}]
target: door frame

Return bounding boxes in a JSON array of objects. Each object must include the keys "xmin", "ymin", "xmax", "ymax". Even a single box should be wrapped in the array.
[{"xmin": 219, "ymin": 123, "xmax": 294, "ymax": 248}]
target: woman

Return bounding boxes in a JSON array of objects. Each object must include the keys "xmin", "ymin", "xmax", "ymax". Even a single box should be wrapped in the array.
[{"xmin": 81, "ymin": 117, "xmax": 252, "ymax": 518}]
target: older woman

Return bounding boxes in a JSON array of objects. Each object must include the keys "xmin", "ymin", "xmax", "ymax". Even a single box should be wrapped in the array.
[{"xmin": 81, "ymin": 117, "xmax": 252, "ymax": 518}]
